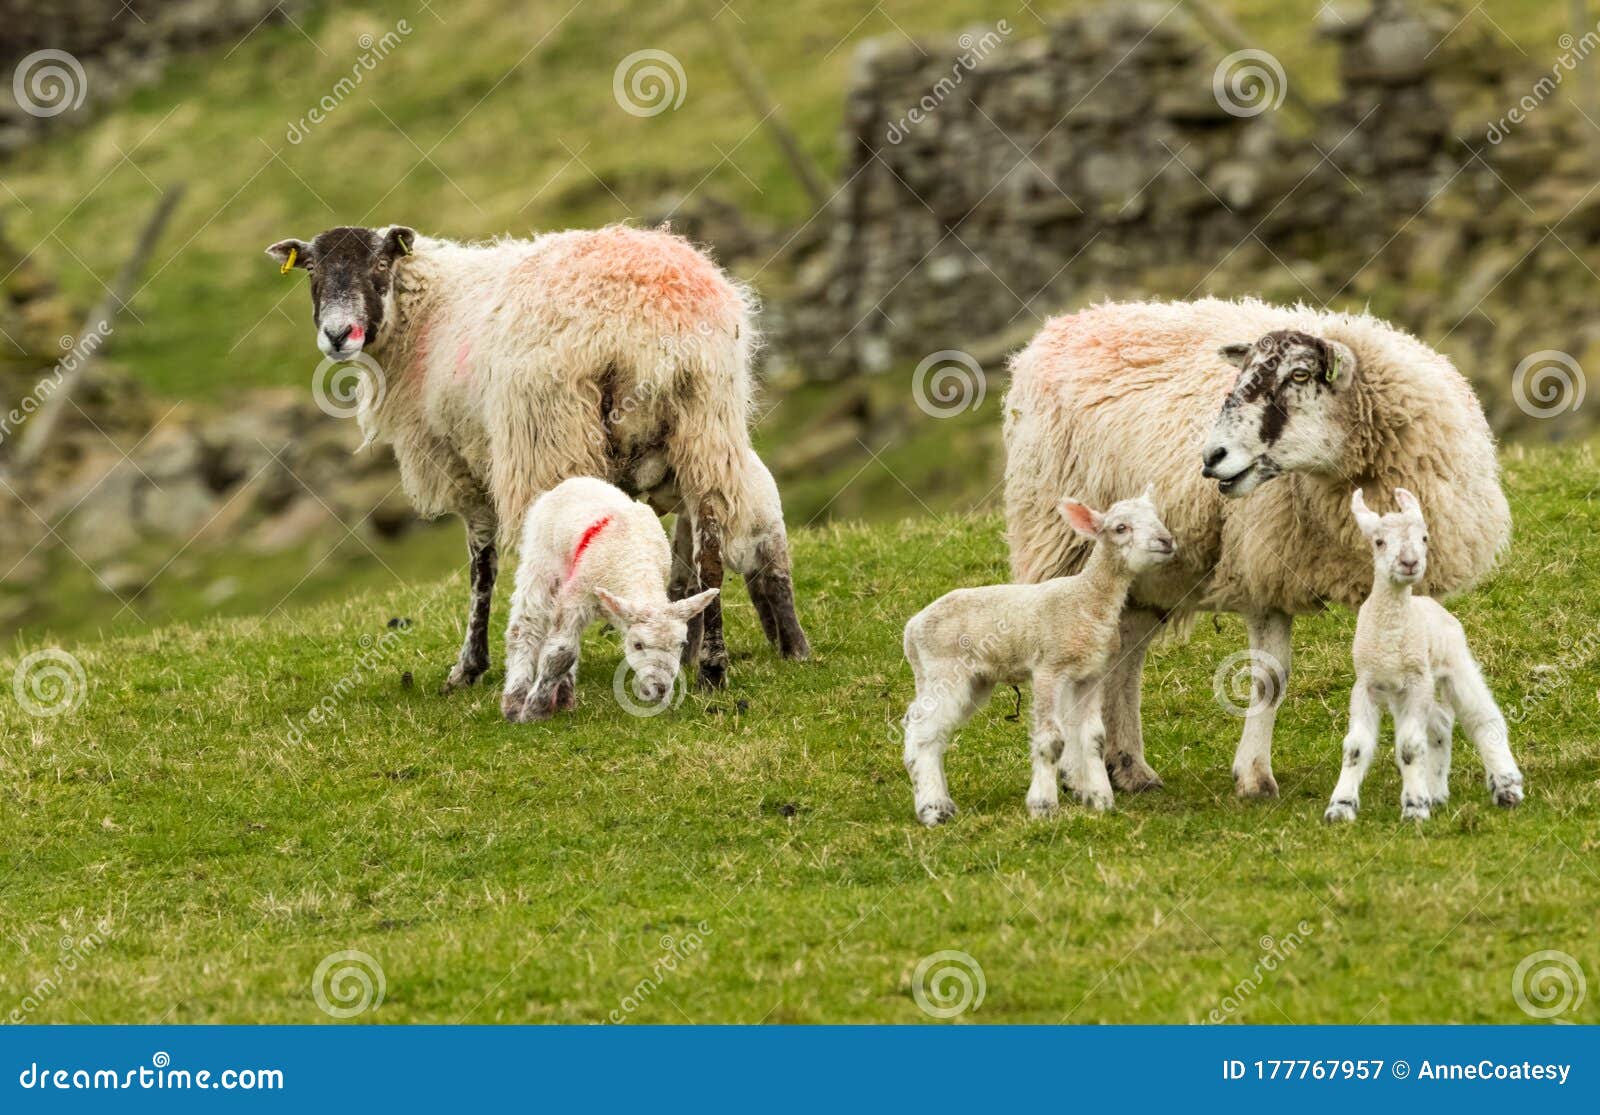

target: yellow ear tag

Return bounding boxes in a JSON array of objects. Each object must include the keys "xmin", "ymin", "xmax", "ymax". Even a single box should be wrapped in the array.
[
  {"xmin": 399, "ymin": 236, "xmax": 411, "ymax": 256},
  {"xmin": 1328, "ymin": 353, "xmax": 1342, "ymax": 383},
  {"xmin": 280, "ymin": 246, "xmax": 297, "ymax": 275}
]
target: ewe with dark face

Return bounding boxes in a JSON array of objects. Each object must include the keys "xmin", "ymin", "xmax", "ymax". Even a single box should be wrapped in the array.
[
  {"xmin": 1201, "ymin": 329, "xmax": 1358, "ymax": 497},
  {"xmin": 266, "ymin": 225, "xmax": 417, "ymax": 359}
]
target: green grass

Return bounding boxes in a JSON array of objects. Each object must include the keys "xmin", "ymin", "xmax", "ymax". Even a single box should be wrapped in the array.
[
  {"xmin": 1, "ymin": 441, "xmax": 1595, "ymax": 1024},
  {"xmin": 0, "ymin": 0, "xmax": 1568, "ymax": 401}
]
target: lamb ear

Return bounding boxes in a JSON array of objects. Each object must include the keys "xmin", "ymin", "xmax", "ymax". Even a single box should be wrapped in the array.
[
  {"xmin": 1323, "ymin": 339, "xmax": 1356, "ymax": 385},
  {"xmin": 1350, "ymin": 488, "xmax": 1380, "ymax": 537},
  {"xmin": 671, "ymin": 587, "xmax": 720, "ymax": 621},
  {"xmin": 1393, "ymin": 487, "xmax": 1422, "ymax": 519},
  {"xmin": 266, "ymin": 238, "xmax": 310, "ymax": 269},
  {"xmin": 1218, "ymin": 342, "xmax": 1253, "ymax": 369},
  {"xmin": 1059, "ymin": 498, "xmax": 1103, "ymax": 540},
  {"xmin": 596, "ymin": 588, "xmax": 647, "ymax": 625}
]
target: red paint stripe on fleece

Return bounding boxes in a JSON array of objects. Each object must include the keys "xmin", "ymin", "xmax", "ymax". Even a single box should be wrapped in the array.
[{"xmin": 565, "ymin": 515, "xmax": 613, "ymax": 582}]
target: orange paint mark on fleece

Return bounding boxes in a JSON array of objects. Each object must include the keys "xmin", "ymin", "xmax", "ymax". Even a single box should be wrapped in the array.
[
  {"xmin": 565, "ymin": 515, "xmax": 612, "ymax": 583},
  {"xmin": 547, "ymin": 226, "xmax": 739, "ymax": 331}
]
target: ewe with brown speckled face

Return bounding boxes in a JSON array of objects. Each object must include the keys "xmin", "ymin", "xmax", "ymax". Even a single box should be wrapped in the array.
[
  {"xmin": 1201, "ymin": 329, "xmax": 1358, "ymax": 497},
  {"xmin": 266, "ymin": 225, "xmax": 417, "ymax": 359}
]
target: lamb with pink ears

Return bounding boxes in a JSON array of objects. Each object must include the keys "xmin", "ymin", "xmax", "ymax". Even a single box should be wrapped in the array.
[
  {"xmin": 1324, "ymin": 487, "xmax": 1524, "ymax": 822},
  {"xmin": 502, "ymin": 477, "xmax": 717, "ymax": 722},
  {"xmin": 900, "ymin": 490, "xmax": 1176, "ymax": 825}
]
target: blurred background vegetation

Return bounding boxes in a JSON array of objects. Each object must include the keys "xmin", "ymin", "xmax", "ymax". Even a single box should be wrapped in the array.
[{"xmin": 0, "ymin": 0, "xmax": 1591, "ymax": 644}]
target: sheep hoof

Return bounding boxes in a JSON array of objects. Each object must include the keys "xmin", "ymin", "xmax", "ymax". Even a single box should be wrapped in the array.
[
  {"xmin": 1323, "ymin": 801, "xmax": 1357, "ymax": 823},
  {"xmin": 1234, "ymin": 771, "xmax": 1279, "ymax": 799},
  {"xmin": 1025, "ymin": 795, "xmax": 1058, "ymax": 818},
  {"xmin": 500, "ymin": 689, "xmax": 531, "ymax": 722},
  {"xmin": 1491, "ymin": 779, "xmax": 1524, "ymax": 809},
  {"xmin": 441, "ymin": 663, "xmax": 486, "ymax": 694},
  {"xmin": 1077, "ymin": 789, "xmax": 1114, "ymax": 813},
  {"xmin": 1108, "ymin": 756, "xmax": 1164, "ymax": 793},
  {"xmin": 697, "ymin": 660, "xmax": 728, "ymax": 690},
  {"xmin": 916, "ymin": 799, "xmax": 957, "ymax": 826}
]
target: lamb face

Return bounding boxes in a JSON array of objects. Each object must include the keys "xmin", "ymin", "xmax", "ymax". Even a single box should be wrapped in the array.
[
  {"xmin": 1064, "ymin": 493, "xmax": 1177, "ymax": 574},
  {"xmin": 1202, "ymin": 329, "xmax": 1357, "ymax": 497},
  {"xmin": 266, "ymin": 224, "xmax": 417, "ymax": 359},
  {"xmin": 1351, "ymin": 487, "xmax": 1429, "ymax": 587},
  {"xmin": 597, "ymin": 588, "xmax": 719, "ymax": 705}
]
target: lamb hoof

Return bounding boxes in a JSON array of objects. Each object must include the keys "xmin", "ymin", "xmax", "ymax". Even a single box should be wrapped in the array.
[
  {"xmin": 1108, "ymin": 754, "xmax": 1164, "ymax": 793},
  {"xmin": 1491, "ymin": 779, "xmax": 1524, "ymax": 809},
  {"xmin": 1323, "ymin": 801, "xmax": 1357, "ymax": 824},
  {"xmin": 1400, "ymin": 798, "xmax": 1431, "ymax": 821},
  {"xmin": 916, "ymin": 798, "xmax": 957, "ymax": 827},
  {"xmin": 1234, "ymin": 770, "xmax": 1279, "ymax": 799}
]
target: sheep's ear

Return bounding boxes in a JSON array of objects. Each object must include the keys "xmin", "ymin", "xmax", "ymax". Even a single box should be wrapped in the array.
[
  {"xmin": 1393, "ymin": 487, "xmax": 1422, "ymax": 519},
  {"xmin": 1218, "ymin": 342, "xmax": 1253, "ymax": 369},
  {"xmin": 596, "ymin": 588, "xmax": 647, "ymax": 625},
  {"xmin": 1059, "ymin": 498, "xmax": 1103, "ymax": 540},
  {"xmin": 1350, "ymin": 488, "xmax": 1380, "ymax": 537},
  {"xmin": 671, "ymin": 587, "xmax": 719, "ymax": 621},
  {"xmin": 266, "ymin": 239, "xmax": 310, "ymax": 270},
  {"xmin": 381, "ymin": 226, "xmax": 418, "ymax": 261},
  {"xmin": 1323, "ymin": 339, "xmax": 1356, "ymax": 385}
]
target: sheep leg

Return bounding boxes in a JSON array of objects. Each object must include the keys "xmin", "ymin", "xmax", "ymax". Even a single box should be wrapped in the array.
[
  {"xmin": 1425, "ymin": 699, "xmax": 1454, "ymax": 806},
  {"xmin": 1232, "ymin": 610, "xmax": 1291, "ymax": 798},
  {"xmin": 743, "ymin": 536, "xmax": 811, "ymax": 661},
  {"xmin": 902, "ymin": 672, "xmax": 989, "ymax": 826},
  {"xmin": 1442, "ymin": 660, "xmax": 1524, "ymax": 808},
  {"xmin": 1068, "ymin": 677, "xmax": 1115, "ymax": 812},
  {"xmin": 501, "ymin": 583, "xmax": 552, "ymax": 723},
  {"xmin": 668, "ymin": 514, "xmax": 704, "ymax": 669},
  {"xmin": 1025, "ymin": 669, "xmax": 1066, "ymax": 817},
  {"xmin": 442, "ymin": 509, "xmax": 499, "ymax": 694},
  {"xmin": 1100, "ymin": 607, "xmax": 1164, "ymax": 792},
  {"xmin": 1394, "ymin": 688, "xmax": 1434, "ymax": 821},
  {"xmin": 525, "ymin": 606, "xmax": 584, "ymax": 721},
  {"xmin": 693, "ymin": 502, "xmax": 728, "ymax": 689},
  {"xmin": 1324, "ymin": 681, "xmax": 1380, "ymax": 822}
]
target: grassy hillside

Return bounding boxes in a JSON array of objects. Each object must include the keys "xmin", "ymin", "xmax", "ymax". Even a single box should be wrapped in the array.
[
  {"xmin": 1, "ymin": 441, "xmax": 1594, "ymax": 1024},
  {"xmin": 0, "ymin": 0, "xmax": 1569, "ymax": 401}
]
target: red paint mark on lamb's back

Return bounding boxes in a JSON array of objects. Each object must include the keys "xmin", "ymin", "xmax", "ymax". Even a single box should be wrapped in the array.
[{"xmin": 565, "ymin": 514, "xmax": 613, "ymax": 582}]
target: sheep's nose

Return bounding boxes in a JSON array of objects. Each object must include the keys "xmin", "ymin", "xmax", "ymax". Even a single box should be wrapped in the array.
[
  {"xmin": 1201, "ymin": 445, "xmax": 1228, "ymax": 474},
  {"xmin": 323, "ymin": 324, "xmax": 353, "ymax": 349}
]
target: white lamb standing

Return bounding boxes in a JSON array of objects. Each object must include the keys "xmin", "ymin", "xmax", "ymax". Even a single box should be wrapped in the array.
[
  {"xmin": 901, "ymin": 491, "xmax": 1176, "ymax": 826},
  {"xmin": 502, "ymin": 477, "xmax": 718, "ymax": 722},
  {"xmin": 1324, "ymin": 487, "xmax": 1525, "ymax": 822}
]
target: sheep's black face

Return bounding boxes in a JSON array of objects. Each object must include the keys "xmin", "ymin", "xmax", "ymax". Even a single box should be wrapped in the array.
[
  {"xmin": 266, "ymin": 225, "xmax": 416, "ymax": 359},
  {"xmin": 1201, "ymin": 329, "xmax": 1356, "ymax": 498}
]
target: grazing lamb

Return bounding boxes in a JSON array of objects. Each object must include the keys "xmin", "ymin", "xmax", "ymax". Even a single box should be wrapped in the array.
[
  {"xmin": 1005, "ymin": 298, "xmax": 1508, "ymax": 800},
  {"xmin": 264, "ymin": 223, "xmax": 808, "ymax": 694},
  {"xmin": 901, "ymin": 491, "xmax": 1176, "ymax": 826},
  {"xmin": 501, "ymin": 476, "xmax": 718, "ymax": 722},
  {"xmin": 1324, "ymin": 488, "xmax": 1524, "ymax": 822}
]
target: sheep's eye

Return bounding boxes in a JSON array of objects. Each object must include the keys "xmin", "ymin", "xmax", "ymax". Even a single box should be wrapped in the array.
[
  {"xmin": 1114, "ymin": 523, "xmax": 1129, "ymax": 534},
  {"xmin": 631, "ymin": 639, "xmax": 643, "ymax": 651},
  {"xmin": 1374, "ymin": 539, "xmax": 1385, "ymax": 548},
  {"xmin": 1290, "ymin": 368, "xmax": 1311, "ymax": 383},
  {"xmin": 1422, "ymin": 535, "xmax": 1429, "ymax": 543}
]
